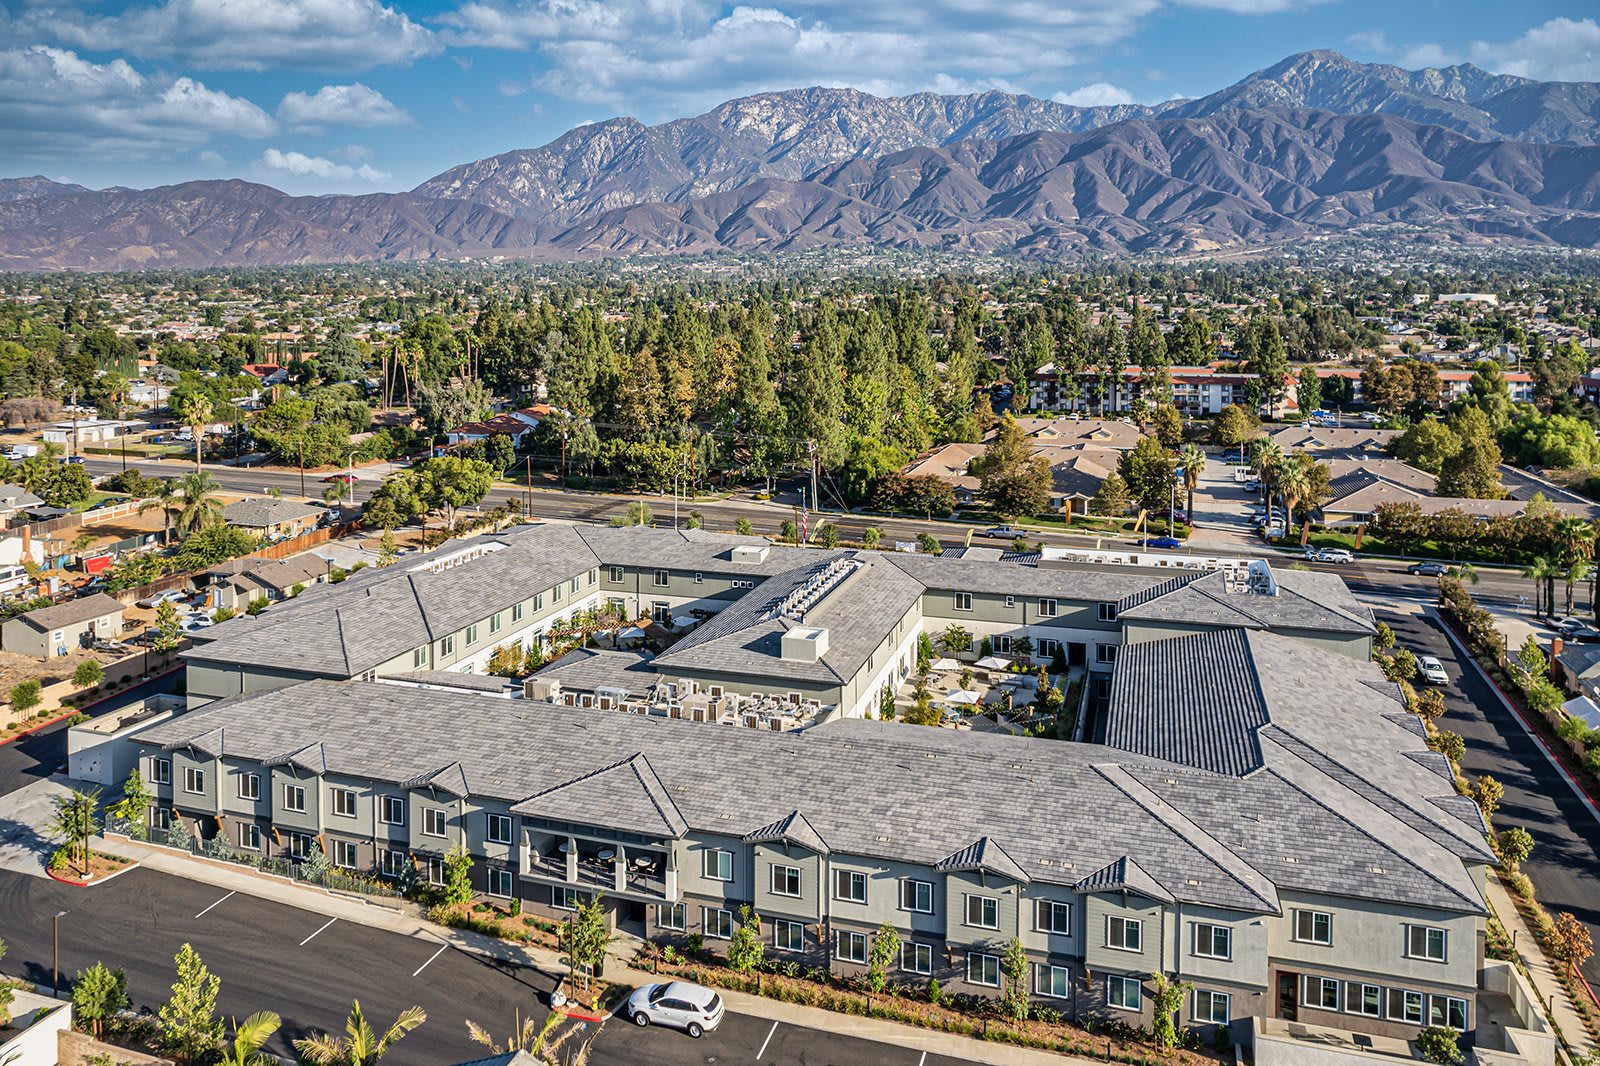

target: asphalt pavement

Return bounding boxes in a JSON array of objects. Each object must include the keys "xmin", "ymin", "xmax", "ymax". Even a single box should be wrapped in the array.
[
  {"xmin": 0, "ymin": 671, "xmax": 179, "ymax": 799},
  {"xmin": 1380, "ymin": 608, "xmax": 1600, "ymax": 991}
]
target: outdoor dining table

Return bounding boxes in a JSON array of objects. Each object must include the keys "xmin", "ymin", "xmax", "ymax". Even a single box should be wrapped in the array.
[{"xmin": 597, "ymin": 848, "xmax": 616, "ymax": 861}]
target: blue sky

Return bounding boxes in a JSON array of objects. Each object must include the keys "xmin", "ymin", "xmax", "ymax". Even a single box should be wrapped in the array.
[{"xmin": 1, "ymin": 0, "xmax": 1596, "ymax": 196}]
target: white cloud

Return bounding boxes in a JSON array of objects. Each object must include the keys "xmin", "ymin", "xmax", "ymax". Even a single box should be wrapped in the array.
[
  {"xmin": 29, "ymin": 0, "xmax": 438, "ymax": 72},
  {"xmin": 1344, "ymin": 29, "xmax": 1389, "ymax": 55},
  {"xmin": 278, "ymin": 83, "xmax": 412, "ymax": 127},
  {"xmin": 437, "ymin": 0, "xmax": 1163, "ymax": 112},
  {"xmin": 0, "ymin": 45, "xmax": 275, "ymax": 157},
  {"xmin": 1171, "ymin": 0, "xmax": 1317, "ymax": 11},
  {"xmin": 197, "ymin": 149, "xmax": 225, "ymax": 164},
  {"xmin": 1052, "ymin": 82, "xmax": 1136, "ymax": 107},
  {"xmin": 1470, "ymin": 18, "xmax": 1600, "ymax": 82},
  {"xmin": 1399, "ymin": 43, "xmax": 1461, "ymax": 70},
  {"xmin": 261, "ymin": 147, "xmax": 391, "ymax": 182}
]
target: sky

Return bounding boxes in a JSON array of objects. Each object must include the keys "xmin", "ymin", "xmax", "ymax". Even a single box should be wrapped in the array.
[{"xmin": 1, "ymin": 0, "xmax": 1597, "ymax": 196}]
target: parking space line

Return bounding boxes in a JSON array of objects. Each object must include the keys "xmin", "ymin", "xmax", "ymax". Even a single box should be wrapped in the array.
[
  {"xmin": 756, "ymin": 1020, "xmax": 778, "ymax": 1059},
  {"xmin": 299, "ymin": 918, "xmax": 337, "ymax": 945},
  {"xmin": 412, "ymin": 943, "xmax": 449, "ymax": 977},
  {"xmin": 193, "ymin": 891, "xmax": 234, "ymax": 918}
]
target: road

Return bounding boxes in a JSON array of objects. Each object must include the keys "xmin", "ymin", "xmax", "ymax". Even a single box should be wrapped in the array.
[
  {"xmin": 80, "ymin": 455, "xmax": 1548, "ymax": 607},
  {"xmin": 0, "ymin": 671, "xmax": 179, "ymax": 799},
  {"xmin": 0, "ymin": 867, "xmax": 979, "ymax": 1066},
  {"xmin": 1381, "ymin": 607, "xmax": 1600, "ymax": 991}
]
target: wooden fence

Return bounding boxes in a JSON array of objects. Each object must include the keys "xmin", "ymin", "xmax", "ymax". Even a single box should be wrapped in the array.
[{"xmin": 109, "ymin": 521, "xmax": 358, "ymax": 605}]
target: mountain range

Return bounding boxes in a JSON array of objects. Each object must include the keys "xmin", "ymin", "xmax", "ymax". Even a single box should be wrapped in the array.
[{"xmin": 6, "ymin": 49, "xmax": 1600, "ymax": 271}]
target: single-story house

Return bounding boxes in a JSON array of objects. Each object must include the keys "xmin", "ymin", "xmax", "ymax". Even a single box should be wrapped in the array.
[
  {"xmin": 1268, "ymin": 425, "xmax": 1399, "ymax": 456},
  {"xmin": 445, "ymin": 404, "xmax": 553, "ymax": 447},
  {"xmin": 222, "ymin": 498, "xmax": 325, "ymax": 539},
  {"xmin": 42, "ymin": 418, "xmax": 137, "ymax": 446},
  {"xmin": 1319, "ymin": 458, "xmax": 1600, "ymax": 525},
  {"xmin": 1555, "ymin": 645, "xmax": 1600, "ymax": 705},
  {"xmin": 0, "ymin": 483, "xmax": 44, "ymax": 524},
  {"xmin": 241, "ymin": 363, "xmax": 290, "ymax": 386},
  {"xmin": 0, "ymin": 592, "xmax": 124, "ymax": 659},
  {"xmin": 900, "ymin": 440, "xmax": 1125, "ymax": 515},
  {"xmin": 202, "ymin": 554, "xmax": 335, "ymax": 611}
]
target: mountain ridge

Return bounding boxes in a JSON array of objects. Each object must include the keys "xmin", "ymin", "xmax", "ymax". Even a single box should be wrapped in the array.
[{"xmin": 7, "ymin": 50, "xmax": 1600, "ymax": 271}]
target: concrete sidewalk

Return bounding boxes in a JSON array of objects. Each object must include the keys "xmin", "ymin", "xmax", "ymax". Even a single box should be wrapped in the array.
[
  {"xmin": 96, "ymin": 835, "xmax": 1103, "ymax": 1066},
  {"xmin": 1484, "ymin": 873, "xmax": 1598, "ymax": 1059}
]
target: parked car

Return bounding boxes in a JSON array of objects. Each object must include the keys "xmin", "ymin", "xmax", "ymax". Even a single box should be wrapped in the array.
[
  {"xmin": 625, "ymin": 982, "xmax": 725, "ymax": 1038},
  {"xmin": 321, "ymin": 473, "xmax": 357, "ymax": 484},
  {"xmin": 1146, "ymin": 536, "xmax": 1184, "ymax": 550},
  {"xmin": 1243, "ymin": 479, "xmax": 1260, "ymax": 492},
  {"xmin": 984, "ymin": 525, "xmax": 1028, "ymax": 539},
  {"xmin": 1260, "ymin": 524, "xmax": 1285, "ymax": 539},
  {"xmin": 59, "ymin": 455, "xmax": 85, "ymax": 464},
  {"xmin": 1315, "ymin": 548, "xmax": 1354, "ymax": 564},
  {"xmin": 1407, "ymin": 561, "xmax": 1448, "ymax": 577},
  {"xmin": 1568, "ymin": 626, "xmax": 1600, "ymax": 644},
  {"xmin": 1551, "ymin": 617, "xmax": 1587, "ymax": 636},
  {"xmin": 136, "ymin": 589, "xmax": 187, "ymax": 609},
  {"xmin": 1416, "ymin": 655, "xmax": 1449, "ymax": 685}
]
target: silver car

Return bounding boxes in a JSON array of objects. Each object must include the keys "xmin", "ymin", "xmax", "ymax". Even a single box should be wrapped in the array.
[{"xmin": 625, "ymin": 981, "xmax": 725, "ymax": 1038}]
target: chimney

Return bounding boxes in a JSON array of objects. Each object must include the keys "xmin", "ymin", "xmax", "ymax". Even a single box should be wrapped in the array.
[{"xmin": 1550, "ymin": 636, "xmax": 1564, "ymax": 670}]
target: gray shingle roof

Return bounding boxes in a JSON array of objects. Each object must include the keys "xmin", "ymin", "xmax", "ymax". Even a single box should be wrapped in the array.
[
  {"xmin": 744, "ymin": 810, "xmax": 831, "ymax": 855},
  {"xmin": 538, "ymin": 648, "xmax": 658, "ymax": 695},
  {"xmin": 12, "ymin": 592, "xmax": 123, "ymax": 632},
  {"xmin": 936, "ymin": 837, "xmax": 1031, "ymax": 884},
  {"xmin": 1075, "ymin": 856, "xmax": 1174, "ymax": 904},
  {"xmin": 513, "ymin": 753, "xmax": 688, "ymax": 838},
  {"xmin": 1116, "ymin": 567, "xmax": 1375, "ymax": 637},
  {"xmin": 222, "ymin": 498, "xmax": 324, "ymax": 529}
]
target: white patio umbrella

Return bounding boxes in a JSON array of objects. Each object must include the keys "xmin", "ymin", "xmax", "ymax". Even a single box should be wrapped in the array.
[
  {"xmin": 943, "ymin": 689, "xmax": 981, "ymax": 705},
  {"xmin": 616, "ymin": 626, "xmax": 647, "ymax": 639},
  {"xmin": 930, "ymin": 657, "xmax": 963, "ymax": 672},
  {"xmin": 975, "ymin": 655, "xmax": 1013, "ymax": 670}
]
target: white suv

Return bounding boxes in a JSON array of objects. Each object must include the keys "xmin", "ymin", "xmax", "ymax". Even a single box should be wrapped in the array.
[{"xmin": 625, "ymin": 981, "xmax": 725, "ymax": 1038}]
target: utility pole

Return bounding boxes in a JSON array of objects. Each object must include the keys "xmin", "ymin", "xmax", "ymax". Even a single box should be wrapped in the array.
[
  {"xmin": 525, "ymin": 456, "xmax": 532, "ymax": 516},
  {"xmin": 53, "ymin": 909, "xmax": 67, "ymax": 997},
  {"xmin": 298, "ymin": 439, "xmax": 306, "ymax": 498}
]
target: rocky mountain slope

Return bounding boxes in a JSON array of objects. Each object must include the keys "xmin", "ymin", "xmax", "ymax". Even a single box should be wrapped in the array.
[{"xmin": 5, "ymin": 50, "xmax": 1600, "ymax": 270}]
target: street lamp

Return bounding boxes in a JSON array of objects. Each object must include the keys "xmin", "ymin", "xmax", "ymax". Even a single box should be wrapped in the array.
[
  {"xmin": 53, "ymin": 909, "xmax": 68, "ymax": 997},
  {"xmin": 346, "ymin": 450, "xmax": 358, "ymax": 507}
]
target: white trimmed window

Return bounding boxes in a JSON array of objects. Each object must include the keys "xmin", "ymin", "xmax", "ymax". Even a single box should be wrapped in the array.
[
  {"xmin": 1303, "ymin": 976, "xmax": 1341, "ymax": 1011},
  {"xmin": 1108, "ymin": 975, "xmax": 1142, "ymax": 1011},
  {"xmin": 489, "ymin": 613, "xmax": 502, "ymax": 635},
  {"xmin": 1039, "ymin": 598, "xmax": 1059, "ymax": 617},
  {"xmin": 658, "ymin": 903, "xmax": 685, "ymax": 930},
  {"xmin": 331, "ymin": 788, "xmax": 357, "ymax": 818},
  {"xmin": 608, "ymin": 566, "xmax": 624, "ymax": 583},
  {"xmin": 835, "ymin": 869, "xmax": 867, "ymax": 903},
  {"xmin": 332, "ymin": 840, "xmax": 358, "ymax": 869},
  {"xmin": 1036, "ymin": 964, "xmax": 1070, "ymax": 1000},
  {"xmin": 1387, "ymin": 989, "xmax": 1425, "ymax": 1025},
  {"xmin": 1036, "ymin": 899, "xmax": 1071, "ymax": 935},
  {"xmin": 237, "ymin": 773, "xmax": 259, "ymax": 801},
  {"xmin": 702, "ymin": 849, "xmax": 733, "ymax": 881},
  {"xmin": 286, "ymin": 832, "xmax": 311, "ymax": 858},
  {"xmin": 953, "ymin": 592, "xmax": 972, "ymax": 611},
  {"xmin": 770, "ymin": 863, "xmax": 801, "ymax": 897},
  {"xmin": 488, "ymin": 868, "xmax": 514, "ymax": 898},
  {"xmin": 967, "ymin": 952, "xmax": 1000, "ymax": 987},
  {"xmin": 965, "ymin": 894, "xmax": 998, "ymax": 929},
  {"xmin": 901, "ymin": 943, "xmax": 933, "ymax": 975},
  {"xmin": 900, "ymin": 878, "xmax": 933, "ymax": 913},
  {"xmin": 1294, "ymin": 909, "xmax": 1332, "ymax": 945},
  {"xmin": 440, "ymin": 635, "xmax": 455, "ymax": 656},
  {"xmin": 774, "ymin": 919, "xmax": 805, "ymax": 952},
  {"xmin": 486, "ymin": 813, "xmax": 513, "ymax": 845},
  {"xmin": 653, "ymin": 569, "xmax": 669, "ymax": 587},
  {"xmin": 1348, "ymin": 983, "xmax": 1382, "ymax": 1017},
  {"xmin": 555, "ymin": 886, "xmax": 584, "ymax": 910},
  {"xmin": 512, "ymin": 603, "xmax": 524, "ymax": 622},
  {"xmin": 1107, "ymin": 915, "xmax": 1143, "ymax": 952},
  {"xmin": 423, "ymin": 807, "xmax": 447, "ymax": 837},
  {"xmin": 426, "ymin": 856, "xmax": 445, "ymax": 885},
  {"xmin": 381, "ymin": 850, "xmax": 407, "ymax": 878},
  {"xmin": 836, "ymin": 931, "xmax": 867, "ymax": 964},
  {"xmin": 282, "ymin": 784, "xmax": 306, "ymax": 812},
  {"xmin": 1430, "ymin": 996, "xmax": 1467, "ymax": 1031},
  {"xmin": 151, "ymin": 758, "xmax": 171, "ymax": 785},
  {"xmin": 1193, "ymin": 922, "xmax": 1231, "ymax": 960},
  {"xmin": 703, "ymin": 907, "xmax": 733, "ymax": 940},
  {"xmin": 1406, "ymin": 925, "xmax": 1447, "ymax": 962},
  {"xmin": 1193, "ymin": 989, "xmax": 1230, "ymax": 1025},
  {"xmin": 465, "ymin": 623, "xmax": 478, "ymax": 646},
  {"xmin": 1098, "ymin": 602, "xmax": 1118, "ymax": 622},
  {"xmin": 183, "ymin": 767, "xmax": 205, "ymax": 795},
  {"xmin": 1096, "ymin": 643, "xmax": 1118, "ymax": 664},
  {"xmin": 379, "ymin": 796, "xmax": 405, "ymax": 826},
  {"xmin": 238, "ymin": 823, "xmax": 261, "ymax": 851}
]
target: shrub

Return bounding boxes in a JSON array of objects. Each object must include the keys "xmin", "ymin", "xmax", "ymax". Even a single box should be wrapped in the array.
[
  {"xmin": 9, "ymin": 679, "xmax": 42, "ymax": 715},
  {"xmin": 72, "ymin": 659, "xmax": 104, "ymax": 688},
  {"xmin": 1417, "ymin": 1024, "xmax": 1463, "ymax": 1064}
]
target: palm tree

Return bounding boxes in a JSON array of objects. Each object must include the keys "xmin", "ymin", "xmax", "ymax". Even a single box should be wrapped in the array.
[
  {"xmin": 1278, "ymin": 458, "xmax": 1311, "ymax": 541},
  {"xmin": 1523, "ymin": 556, "xmax": 1555, "ymax": 616},
  {"xmin": 174, "ymin": 472, "xmax": 223, "ymax": 536},
  {"xmin": 218, "ymin": 1011, "xmax": 280, "ymax": 1066},
  {"xmin": 1250, "ymin": 438, "xmax": 1285, "ymax": 510},
  {"xmin": 1566, "ymin": 560, "xmax": 1591, "ymax": 616},
  {"xmin": 465, "ymin": 1012, "xmax": 546, "ymax": 1055},
  {"xmin": 138, "ymin": 479, "xmax": 180, "ymax": 544},
  {"xmin": 173, "ymin": 392, "xmax": 213, "ymax": 473},
  {"xmin": 293, "ymin": 1002, "xmax": 426, "ymax": 1066},
  {"xmin": 1179, "ymin": 444, "xmax": 1205, "ymax": 518}
]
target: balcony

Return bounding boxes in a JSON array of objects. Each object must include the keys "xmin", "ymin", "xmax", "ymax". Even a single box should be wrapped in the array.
[{"xmin": 525, "ymin": 839, "xmax": 672, "ymax": 900}]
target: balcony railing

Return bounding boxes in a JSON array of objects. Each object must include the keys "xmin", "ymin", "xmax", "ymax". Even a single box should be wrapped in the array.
[{"xmin": 526, "ymin": 845, "xmax": 670, "ymax": 898}]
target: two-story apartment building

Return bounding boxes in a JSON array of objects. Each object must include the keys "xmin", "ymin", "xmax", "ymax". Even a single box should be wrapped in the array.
[{"xmin": 118, "ymin": 619, "xmax": 1491, "ymax": 1051}]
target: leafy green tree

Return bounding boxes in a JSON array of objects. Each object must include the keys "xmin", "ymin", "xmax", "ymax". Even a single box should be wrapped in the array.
[
  {"xmin": 561, "ymin": 895, "xmax": 614, "ymax": 994},
  {"xmin": 72, "ymin": 658, "xmax": 104, "ymax": 688},
  {"xmin": 114, "ymin": 767, "xmax": 152, "ymax": 837},
  {"xmin": 1119, "ymin": 435, "xmax": 1177, "ymax": 513},
  {"xmin": 866, "ymin": 921, "xmax": 900, "ymax": 994},
  {"xmin": 916, "ymin": 532, "xmax": 942, "ymax": 555},
  {"xmin": 1430, "ymin": 730, "xmax": 1466, "ymax": 765},
  {"xmin": 1391, "ymin": 420, "xmax": 1460, "ymax": 475},
  {"xmin": 1497, "ymin": 827, "xmax": 1534, "ymax": 874},
  {"xmin": 153, "ymin": 599, "xmax": 183, "ymax": 652},
  {"xmin": 862, "ymin": 526, "xmax": 880, "ymax": 549},
  {"xmin": 969, "ymin": 414, "xmax": 1051, "ymax": 517},
  {"xmin": 727, "ymin": 904, "xmax": 765, "ymax": 973},
  {"xmin": 159, "ymin": 943, "xmax": 226, "ymax": 1061},
  {"xmin": 245, "ymin": 597, "xmax": 269, "ymax": 616},
  {"xmin": 174, "ymin": 472, "xmax": 224, "ymax": 535},
  {"xmin": 71, "ymin": 962, "xmax": 128, "ymax": 1039},
  {"xmin": 1470, "ymin": 774, "xmax": 1504, "ymax": 821},
  {"xmin": 294, "ymin": 1002, "xmax": 427, "ymax": 1066},
  {"xmin": 443, "ymin": 845, "xmax": 474, "ymax": 905},
  {"xmin": 1151, "ymin": 405, "xmax": 1182, "ymax": 448},
  {"xmin": 9, "ymin": 678, "xmax": 41, "ymax": 714},
  {"xmin": 1000, "ymin": 937, "xmax": 1030, "ymax": 1023},
  {"xmin": 1417, "ymin": 1024, "xmax": 1464, "ymax": 1065},
  {"xmin": 1090, "ymin": 470, "xmax": 1130, "ymax": 517},
  {"xmin": 734, "ymin": 517, "xmax": 753, "ymax": 535},
  {"xmin": 610, "ymin": 501, "xmax": 653, "ymax": 527},
  {"xmin": 1295, "ymin": 371, "xmax": 1323, "ymax": 420},
  {"xmin": 1210, "ymin": 404, "xmax": 1256, "ymax": 452},
  {"xmin": 937, "ymin": 624, "xmax": 971, "ymax": 657},
  {"xmin": 173, "ymin": 524, "xmax": 260, "ymax": 571},
  {"xmin": 1179, "ymin": 444, "xmax": 1206, "ymax": 517}
]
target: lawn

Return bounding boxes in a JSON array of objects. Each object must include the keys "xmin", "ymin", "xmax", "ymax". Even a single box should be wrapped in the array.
[{"xmin": 1269, "ymin": 529, "xmax": 1526, "ymax": 565}]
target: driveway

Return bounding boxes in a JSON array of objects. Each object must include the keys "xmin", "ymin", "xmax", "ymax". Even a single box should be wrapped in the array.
[{"xmin": 1186, "ymin": 449, "xmax": 1264, "ymax": 550}]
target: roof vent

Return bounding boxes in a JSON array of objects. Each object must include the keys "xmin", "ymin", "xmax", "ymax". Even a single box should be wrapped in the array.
[
  {"xmin": 1368, "ymin": 866, "xmax": 1386, "ymax": 874},
  {"xmin": 875, "ymin": 834, "xmax": 890, "ymax": 842},
  {"xmin": 731, "ymin": 543, "xmax": 770, "ymax": 564},
  {"xmin": 781, "ymin": 626, "xmax": 830, "ymax": 663},
  {"xmin": 1283, "ymin": 856, "xmax": 1299, "ymax": 864}
]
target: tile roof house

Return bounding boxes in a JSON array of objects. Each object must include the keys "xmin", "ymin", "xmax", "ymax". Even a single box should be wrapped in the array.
[
  {"xmin": 0, "ymin": 592, "xmax": 123, "ymax": 659},
  {"xmin": 222, "ymin": 498, "xmax": 325, "ymax": 538},
  {"xmin": 446, "ymin": 405, "xmax": 553, "ymax": 447}
]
